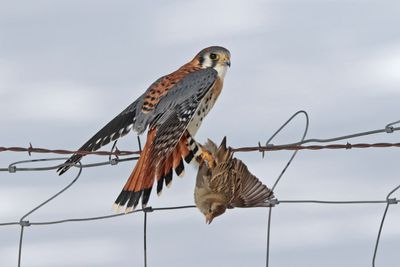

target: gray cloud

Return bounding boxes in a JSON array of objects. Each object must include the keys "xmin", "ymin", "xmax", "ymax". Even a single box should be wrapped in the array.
[{"xmin": 1, "ymin": 0, "xmax": 400, "ymax": 266}]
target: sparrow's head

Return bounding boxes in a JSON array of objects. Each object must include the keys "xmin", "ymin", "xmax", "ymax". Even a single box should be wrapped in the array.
[
  {"xmin": 198, "ymin": 198, "xmax": 227, "ymax": 224},
  {"xmin": 193, "ymin": 46, "xmax": 231, "ymax": 77}
]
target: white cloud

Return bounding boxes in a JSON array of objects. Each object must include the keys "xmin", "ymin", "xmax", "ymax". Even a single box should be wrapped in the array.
[
  {"xmin": 1, "ymin": 1, "xmax": 400, "ymax": 266},
  {"xmin": 361, "ymin": 44, "xmax": 400, "ymax": 90},
  {"xmin": 0, "ymin": 59, "xmax": 19, "ymax": 95},
  {"xmin": 0, "ymin": 239, "xmax": 122, "ymax": 267},
  {"xmin": 0, "ymin": 82, "xmax": 103, "ymax": 122},
  {"xmin": 154, "ymin": 0, "xmax": 272, "ymax": 44}
]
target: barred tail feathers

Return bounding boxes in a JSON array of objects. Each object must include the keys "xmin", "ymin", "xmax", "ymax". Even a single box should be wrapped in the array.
[
  {"xmin": 114, "ymin": 131, "xmax": 199, "ymax": 212},
  {"xmin": 113, "ymin": 129, "xmax": 156, "ymax": 212}
]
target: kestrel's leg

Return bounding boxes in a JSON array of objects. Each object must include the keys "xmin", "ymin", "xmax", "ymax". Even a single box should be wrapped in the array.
[{"xmin": 197, "ymin": 143, "xmax": 216, "ymax": 168}]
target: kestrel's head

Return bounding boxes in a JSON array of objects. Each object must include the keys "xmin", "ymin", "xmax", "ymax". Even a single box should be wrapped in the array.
[{"xmin": 193, "ymin": 46, "xmax": 231, "ymax": 78}]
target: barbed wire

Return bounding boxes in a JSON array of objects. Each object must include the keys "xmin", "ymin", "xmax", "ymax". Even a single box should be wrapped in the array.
[
  {"xmin": 1, "ymin": 111, "xmax": 399, "ymax": 267},
  {"xmin": 1, "ymin": 119, "xmax": 400, "ymax": 158},
  {"xmin": 2, "ymin": 142, "xmax": 400, "ymax": 159}
]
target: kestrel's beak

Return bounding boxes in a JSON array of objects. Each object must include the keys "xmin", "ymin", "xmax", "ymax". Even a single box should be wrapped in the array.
[
  {"xmin": 205, "ymin": 214, "xmax": 214, "ymax": 224},
  {"xmin": 224, "ymin": 59, "xmax": 231, "ymax": 67}
]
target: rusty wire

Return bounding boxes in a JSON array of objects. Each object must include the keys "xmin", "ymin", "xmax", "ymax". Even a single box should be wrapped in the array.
[
  {"xmin": 1, "ymin": 120, "xmax": 400, "ymax": 157},
  {"xmin": 2, "ymin": 142, "xmax": 400, "ymax": 157},
  {"xmin": 1, "ymin": 113, "xmax": 399, "ymax": 267}
]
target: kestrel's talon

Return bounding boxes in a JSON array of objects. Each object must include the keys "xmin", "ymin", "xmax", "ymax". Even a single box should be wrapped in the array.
[{"xmin": 200, "ymin": 149, "xmax": 216, "ymax": 168}]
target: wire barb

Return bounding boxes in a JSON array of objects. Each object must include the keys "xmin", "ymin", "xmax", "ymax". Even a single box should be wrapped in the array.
[
  {"xmin": 2, "ymin": 118, "xmax": 400, "ymax": 158},
  {"xmin": 1, "ymin": 113, "xmax": 400, "ymax": 267},
  {"xmin": 27, "ymin": 142, "xmax": 33, "ymax": 156}
]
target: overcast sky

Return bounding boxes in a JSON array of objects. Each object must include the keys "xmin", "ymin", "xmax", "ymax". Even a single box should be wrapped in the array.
[{"xmin": 1, "ymin": 1, "xmax": 400, "ymax": 266}]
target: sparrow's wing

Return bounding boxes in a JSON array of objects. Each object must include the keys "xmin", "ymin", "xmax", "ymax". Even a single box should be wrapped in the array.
[{"xmin": 229, "ymin": 159, "xmax": 275, "ymax": 208}]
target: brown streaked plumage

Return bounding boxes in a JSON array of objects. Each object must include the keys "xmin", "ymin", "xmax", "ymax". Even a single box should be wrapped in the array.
[
  {"xmin": 57, "ymin": 46, "xmax": 231, "ymax": 212},
  {"xmin": 195, "ymin": 137, "xmax": 275, "ymax": 224},
  {"xmin": 141, "ymin": 65, "xmax": 202, "ymax": 113}
]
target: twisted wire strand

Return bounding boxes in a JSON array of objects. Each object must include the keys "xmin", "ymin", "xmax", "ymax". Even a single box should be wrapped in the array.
[
  {"xmin": 2, "ymin": 142, "xmax": 400, "ymax": 158},
  {"xmin": 1, "ymin": 119, "xmax": 399, "ymax": 159},
  {"xmin": 1, "ymin": 114, "xmax": 399, "ymax": 267}
]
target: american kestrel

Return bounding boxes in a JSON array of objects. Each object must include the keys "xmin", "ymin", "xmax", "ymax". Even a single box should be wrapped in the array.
[
  {"xmin": 195, "ymin": 137, "xmax": 275, "ymax": 224},
  {"xmin": 57, "ymin": 46, "xmax": 231, "ymax": 212}
]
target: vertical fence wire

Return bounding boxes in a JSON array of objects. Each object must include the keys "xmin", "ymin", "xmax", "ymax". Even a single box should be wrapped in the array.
[
  {"xmin": 1, "ymin": 113, "xmax": 400, "ymax": 267},
  {"xmin": 16, "ymin": 161, "xmax": 83, "ymax": 267},
  {"xmin": 266, "ymin": 207, "xmax": 272, "ymax": 267},
  {"xmin": 372, "ymin": 184, "xmax": 400, "ymax": 267},
  {"xmin": 144, "ymin": 211, "xmax": 148, "ymax": 267},
  {"xmin": 262, "ymin": 110, "xmax": 309, "ymax": 266}
]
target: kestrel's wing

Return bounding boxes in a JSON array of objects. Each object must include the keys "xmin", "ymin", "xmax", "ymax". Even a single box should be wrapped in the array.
[
  {"xmin": 229, "ymin": 158, "xmax": 275, "ymax": 208},
  {"xmin": 151, "ymin": 69, "xmax": 218, "ymax": 155},
  {"xmin": 57, "ymin": 96, "xmax": 143, "ymax": 175},
  {"xmin": 115, "ymin": 68, "xmax": 219, "ymax": 209},
  {"xmin": 57, "ymin": 68, "xmax": 200, "ymax": 175}
]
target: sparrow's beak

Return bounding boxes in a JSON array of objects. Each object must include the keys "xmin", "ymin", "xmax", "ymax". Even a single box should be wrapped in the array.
[{"xmin": 205, "ymin": 214, "xmax": 214, "ymax": 224}]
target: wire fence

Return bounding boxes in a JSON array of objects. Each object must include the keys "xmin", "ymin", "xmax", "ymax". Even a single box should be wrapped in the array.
[{"xmin": 1, "ymin": 111, "xmax": 399, "ymax": 267}]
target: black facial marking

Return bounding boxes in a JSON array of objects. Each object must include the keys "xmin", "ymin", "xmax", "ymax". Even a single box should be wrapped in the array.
[{"xmin": 199, "ymin": 56, "xmax": 205, "ymax": 65}]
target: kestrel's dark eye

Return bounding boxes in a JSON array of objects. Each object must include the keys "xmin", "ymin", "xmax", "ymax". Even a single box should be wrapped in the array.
[{"xmin": 209, "ymin": 53, "xmax": 218, "ymax": 60}]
